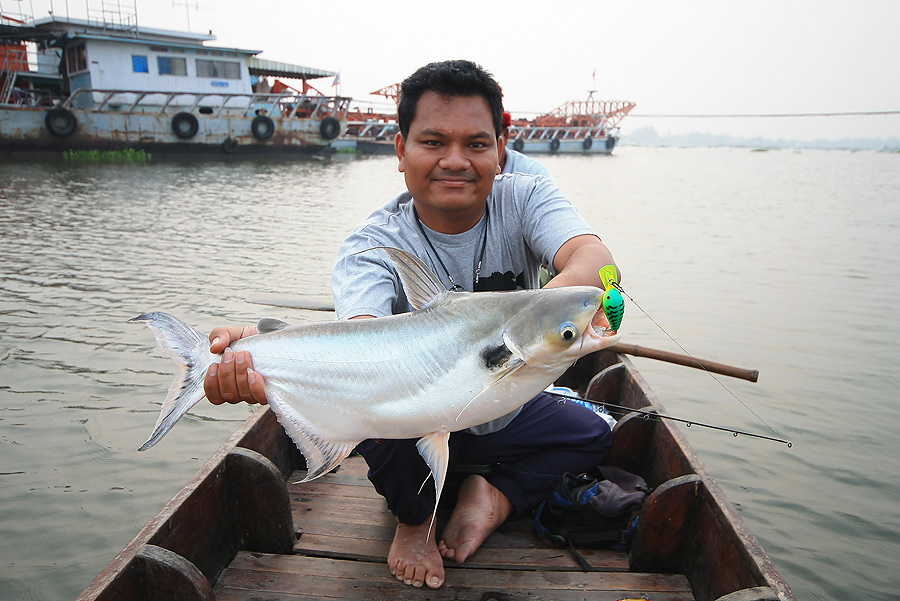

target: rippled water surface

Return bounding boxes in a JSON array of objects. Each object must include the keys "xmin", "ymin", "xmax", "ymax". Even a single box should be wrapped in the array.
[{"xmin": 1, "ymin": 147, "xmax": 898, "ymax": 600}]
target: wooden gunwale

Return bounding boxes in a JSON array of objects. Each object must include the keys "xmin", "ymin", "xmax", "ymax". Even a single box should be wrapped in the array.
[{"xmin": 76, "ymin": 350, "xmax": 795, "ymax": 601}]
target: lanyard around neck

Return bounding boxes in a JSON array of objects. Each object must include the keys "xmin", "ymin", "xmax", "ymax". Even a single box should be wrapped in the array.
[{"xmin": 412, "ymin": 204, "xmax": 490, "ymax": 292}]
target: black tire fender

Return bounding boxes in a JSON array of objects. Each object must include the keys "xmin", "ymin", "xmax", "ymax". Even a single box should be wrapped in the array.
[
  {"xmin": 45, "ymin": 107, "xmax": 77, "ymax": 137},
  {"xmin": 513, "ymin": 137, "xmax": 524, "ymax": 152},
  {"xmin": 549, "ymin": 137, "xmax": 560, "ymax": 152},
  {"xmin": 319, "ymin": 116, "xmax": 341, "ymax": 140},
  {"xmin": 251, "ymin": 115, "xmax": 275, "ymax": 141},
  {"xmin": 582, "ymin": 136, "xmax": 593, "ymax": 150},
  {"xmin": 171, "ymin": 112, "xmax": 199, "ymax": 139},
  {"xmin": 221, "ymin": 137, "xmax": 238, "ymax": 153}
]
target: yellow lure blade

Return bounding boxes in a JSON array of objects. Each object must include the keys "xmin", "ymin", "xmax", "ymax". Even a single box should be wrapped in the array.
[{"xmin": 598, "ymin": 264, "xmax": 619, "ymax": 291}]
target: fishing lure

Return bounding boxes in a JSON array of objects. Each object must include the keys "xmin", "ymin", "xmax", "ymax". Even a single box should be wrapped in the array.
[{"xmin": 599, "ymin": 265, "xmax": 624, "ymax": 332}]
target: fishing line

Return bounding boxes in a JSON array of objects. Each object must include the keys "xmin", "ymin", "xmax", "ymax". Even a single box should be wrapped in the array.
[
  {"xmin": 610, "ymin": 281, "xmax": 786, "ymax": 442},
  {"xmin": 547, "ymin": 390, "xmax": 792, "ymax": 447}
]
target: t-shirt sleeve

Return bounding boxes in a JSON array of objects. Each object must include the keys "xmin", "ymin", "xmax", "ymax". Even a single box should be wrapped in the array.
[
  {"xmin": 332, "ymin": 237, "xmax": 403, "ymax": 319},
  {"xmin": 514, "ymin": 175, "xmax": 597, "ymax": 271}
]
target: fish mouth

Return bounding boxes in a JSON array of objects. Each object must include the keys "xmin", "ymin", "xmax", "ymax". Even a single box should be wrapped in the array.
[{"xmin": 584, "ymin": 309, "xmax": 620, "ymax": 347}]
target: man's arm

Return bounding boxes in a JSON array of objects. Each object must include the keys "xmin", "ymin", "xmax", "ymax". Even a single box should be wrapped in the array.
[{"xmin": 545, "ymin": 234, "xmax": 620, "ymax": 290}]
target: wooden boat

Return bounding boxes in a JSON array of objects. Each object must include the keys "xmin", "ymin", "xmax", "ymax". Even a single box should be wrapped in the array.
[{"xmin": 76, "ymin": 349, "xmax": 795, "ymax": 601}]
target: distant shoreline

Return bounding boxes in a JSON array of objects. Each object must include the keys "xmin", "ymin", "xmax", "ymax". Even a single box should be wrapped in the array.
[{"xmin": 620, "ymin": 126, "xmax": 900, "ymax": 151}]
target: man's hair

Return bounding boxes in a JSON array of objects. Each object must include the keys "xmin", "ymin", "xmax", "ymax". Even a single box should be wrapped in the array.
[{"xmin": 397, "ymin": 60, "xmax": 504, "ymax": 139}]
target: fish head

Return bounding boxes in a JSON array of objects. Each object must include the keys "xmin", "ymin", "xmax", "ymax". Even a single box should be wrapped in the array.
[{"xmin": 503, "ymin": 286, "xmax": 620, "ymax": 369}]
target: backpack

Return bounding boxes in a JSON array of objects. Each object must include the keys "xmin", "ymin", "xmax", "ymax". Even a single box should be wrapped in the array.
[{"xmin": 534, "ymin": 465, "xmax": 651, "ymax": 570}]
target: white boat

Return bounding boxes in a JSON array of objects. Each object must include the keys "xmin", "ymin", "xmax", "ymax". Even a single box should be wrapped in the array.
[
  {"xmin": 0, "ymin": 7, "xmax": 349, "ymax": 155},
  {"xmin": 507, "ymin": 97, "xmax": 636, "ymax": 155}
]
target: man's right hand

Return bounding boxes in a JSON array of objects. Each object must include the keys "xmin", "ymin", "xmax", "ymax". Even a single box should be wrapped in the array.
[{"xmin": 204, "ymin": 325, "xmax": 268, "ymax": 405}]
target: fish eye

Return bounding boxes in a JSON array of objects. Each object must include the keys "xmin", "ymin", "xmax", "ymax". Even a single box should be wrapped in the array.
[{"xmin": 559, "ymin": 323, "xmax": 578, "ymax": 341}]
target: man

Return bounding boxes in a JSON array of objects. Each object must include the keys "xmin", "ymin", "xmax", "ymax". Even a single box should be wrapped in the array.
[{"xmin": 204, "ymin": 59, "xmax": 621, "ymax": 590}]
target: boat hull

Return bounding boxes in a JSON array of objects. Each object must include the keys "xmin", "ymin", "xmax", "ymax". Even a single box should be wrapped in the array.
[
  {"xmin": 75, "ymin": 350, "xmax": 796, "ymax": 601},
  {"xmin": 514, "ymin": 135, "xmax": 617, "ymax": 155},
  {"xmin": 0, "ymin": 105, "xmax": 342, "ymax": 154}
]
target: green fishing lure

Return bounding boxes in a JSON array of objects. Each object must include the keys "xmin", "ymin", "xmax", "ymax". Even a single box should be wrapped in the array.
[{"xmin": 599, "ymin": 265, "xmax": 624, "ymax": 332}]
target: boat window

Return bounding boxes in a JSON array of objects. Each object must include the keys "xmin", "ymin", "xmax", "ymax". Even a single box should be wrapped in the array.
[
  {"xmin": 195, "ymin": 59, "xmax": 241, "ymax": 80},
  {"xmin": 158, "ymin": 56, "xmax": 187, "ymax": 76},
  {"xmin": 132, "ymin": 55, "xmax": 149, "ymax": 73},
  {"xmin": 65, "ymin": 43, "xmax": 88, "ymax": 74}
]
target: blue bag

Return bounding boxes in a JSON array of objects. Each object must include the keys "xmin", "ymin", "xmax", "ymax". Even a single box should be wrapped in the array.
[{"xmin": 534, "ymin": 465, "xmax": 651, "ymax": 570}]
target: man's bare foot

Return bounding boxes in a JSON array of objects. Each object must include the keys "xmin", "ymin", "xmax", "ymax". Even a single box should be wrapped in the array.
[
  {"xmin": 388, "ymin": 518, "xmax": 445, "ymax": 589},
  {"xmin": 438, "ymin": 474, "xmax": 513, "ymax": 563}
]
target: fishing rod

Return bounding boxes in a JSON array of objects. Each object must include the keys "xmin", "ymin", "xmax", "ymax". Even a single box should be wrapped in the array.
[
  {"xmin": 597, "ymin": 266, "xmax": 790, "ymax": 446},
  {"xmin": 546, "ymin": 389, "xmax": 792, "ymax": 447}
]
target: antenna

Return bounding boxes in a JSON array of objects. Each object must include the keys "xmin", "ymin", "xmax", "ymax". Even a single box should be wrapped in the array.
[{"xmin": 171, "ymin": 0, "xmax": 208, "ymax": 32}]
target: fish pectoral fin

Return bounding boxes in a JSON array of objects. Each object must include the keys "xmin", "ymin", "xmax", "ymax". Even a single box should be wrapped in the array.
[
  {"xmin": 484, "ymin": 331, "xmax": 528, "ymax": 391},
  {"xmin": 456, "ymin": 332, "xmax": 527, "ymax": 423},
  {"xmin": 416, "ymin": 431, "xmax": 451, "ymax": 542},
  {"xmin": 266, "ymin": 390, "xmax": 357, "ymax": 482},
  {"xmin": 455, "ymin": 356, "xmax": 527, "ymax": 423}
]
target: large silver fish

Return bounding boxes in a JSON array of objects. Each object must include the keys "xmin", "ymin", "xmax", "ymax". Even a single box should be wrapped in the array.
[{"xmin": 132, "ymin": 247, "xmax": 620, "ymax": 528}]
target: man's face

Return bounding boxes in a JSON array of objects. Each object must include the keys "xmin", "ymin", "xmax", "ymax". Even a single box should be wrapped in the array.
[{"xmin": 396, "ymin": 90, "xmax": 504, "ymax": 233}]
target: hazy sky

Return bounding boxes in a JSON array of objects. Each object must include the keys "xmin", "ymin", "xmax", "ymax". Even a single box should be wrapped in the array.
[{"xmin": 23, "ymin": 0, "xmax": 900, "ymax": 141}]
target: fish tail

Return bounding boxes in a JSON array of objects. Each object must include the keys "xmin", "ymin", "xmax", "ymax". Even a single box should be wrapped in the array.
[{"xmin": 130, "ymin": 312, "xmax": 215, "ymax": 451}]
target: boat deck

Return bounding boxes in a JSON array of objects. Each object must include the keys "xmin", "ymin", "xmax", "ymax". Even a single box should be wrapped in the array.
[{"xmin": 213, "ymin": 456, "xmax": 694, "ymax": 601}]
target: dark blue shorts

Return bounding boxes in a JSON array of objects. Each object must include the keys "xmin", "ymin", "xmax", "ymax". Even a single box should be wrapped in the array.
[{"xmin": 354, "ymin": 392, "xmax": 613, "ymax": 525}]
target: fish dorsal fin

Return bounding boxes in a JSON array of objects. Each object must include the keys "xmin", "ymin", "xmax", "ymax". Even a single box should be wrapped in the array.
[
  {"xmin": 265, "ymin": 389, "xmax": 357, "ymax": 482},
  {"xmin": 416, "ymin": 431, "xmax": 451, "ymax": 542},
  {"xmin": 257, "ymin": 318, "xmax": 289, "ymax": 334},
  {"xmin": 363, "ymin": 246, "xmax": 449, "ymax": 310}
]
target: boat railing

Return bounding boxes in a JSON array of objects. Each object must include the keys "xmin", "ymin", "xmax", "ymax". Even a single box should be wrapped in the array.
[
  {"xmin": 345, "ymin": 121, "xmax": 399, "ymax": 139},
  {"xmin": 509, "ymin": 123, "xmax": 614, "ymax": 141},
  {"xmin": 59, "ymin": 88, "xmax": 352, "ymax": 119}
]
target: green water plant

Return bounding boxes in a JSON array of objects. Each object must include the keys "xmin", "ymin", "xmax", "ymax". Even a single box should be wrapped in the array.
[{"xmin": 63, "ymin": 148, "xmax": 152, "ymax": 163}]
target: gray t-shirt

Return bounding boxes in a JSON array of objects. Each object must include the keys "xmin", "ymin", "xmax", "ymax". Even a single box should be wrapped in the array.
[{"xmin": 331, "ymin": 172, "xmax": 597, "ymax": 433}]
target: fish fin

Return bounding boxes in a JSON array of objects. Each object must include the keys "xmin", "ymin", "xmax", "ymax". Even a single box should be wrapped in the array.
[
  {"xmin": 358, "ymin": 246, "xmax": 449, "ymax": 310},
  {"xmin": 130, "ymin": 313, "xmax": 215, "ymax": 451},
  {"xmin": 257, "ymin": 317, "xmax": 289, "ymax": 333},
  {"xmin": 266, "ymin": 389, "xmax": 357, "ymax": 481},
  {"xmin": 416, "ymin": 431, "xmax": 451, "ymax": 542},
  {"xmin": 456, "ymin": 331, "xmax": 527, "ymax": 423}
]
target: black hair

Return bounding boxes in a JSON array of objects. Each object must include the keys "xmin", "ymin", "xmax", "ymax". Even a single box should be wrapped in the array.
[{"xmin": 397, "ymin": 59, "xmax": 504, "ymax": 139}]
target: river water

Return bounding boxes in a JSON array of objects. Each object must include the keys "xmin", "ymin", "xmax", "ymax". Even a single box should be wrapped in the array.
[{"xmin": 1, "ymin": 147, "xmax": 898, "ymax": 600}]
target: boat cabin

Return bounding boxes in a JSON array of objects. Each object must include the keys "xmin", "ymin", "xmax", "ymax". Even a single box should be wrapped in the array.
[{"xmin": 3, "ymin": 14, "xmax": 333, "ymax": 110}]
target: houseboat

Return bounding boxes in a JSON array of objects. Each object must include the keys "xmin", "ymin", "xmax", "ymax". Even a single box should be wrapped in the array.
[{"xmin": 0, "ymin": 8, "xmax": 349, "ymax": 154}]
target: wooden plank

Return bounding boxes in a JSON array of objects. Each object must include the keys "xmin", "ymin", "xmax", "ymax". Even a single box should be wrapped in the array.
[
  {"xmin": 214, "ymin": 553, "xmax": 694, "ymax": 601},
  {"xmin": 290, "ymin": 456, "xmax": 632, "ymax": 573},
  {"xmin": 295, "ymin": 531, "xmax": 629, "ymax": 572}
]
